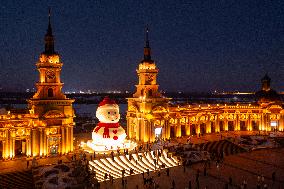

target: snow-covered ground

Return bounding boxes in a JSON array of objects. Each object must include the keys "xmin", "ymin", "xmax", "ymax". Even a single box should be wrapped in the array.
[
  {"xmin": 230, "ymin": 134, "xmax": 279, "ymax": 151},
  {"xmin": 33, "ymin": 162, "xmax": 88, "ymax": 189}
]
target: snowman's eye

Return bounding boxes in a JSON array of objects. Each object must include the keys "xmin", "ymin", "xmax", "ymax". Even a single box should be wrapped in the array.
[
  {"xmin": 114, "ymin": 112, "xmax": 116, "ymax": 114},
  {"xmin": 108, "ymin": 112, "xmax": 110, "ymax": 114}
]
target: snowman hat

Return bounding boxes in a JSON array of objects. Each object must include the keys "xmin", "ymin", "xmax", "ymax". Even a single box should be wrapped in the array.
[
  {"xmin": 98, "ymin": 96, "xmax": 117, "ymax": 107},
  {"xmin": 96, "ymin": 96, "xmax": 119, "ymax": 120}
]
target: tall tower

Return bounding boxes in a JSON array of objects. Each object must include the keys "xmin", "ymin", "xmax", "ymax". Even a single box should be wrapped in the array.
[
  {"xmin": 261, "ymin": 74, "xmax": 271, "ymax": 91},
  {"xmin": 28, "ymin": 10, "xmax": 75, "ymax": 156},
  {"xmin": 127, "ymin": 28, "xmax": 171, "ymax": 143}
]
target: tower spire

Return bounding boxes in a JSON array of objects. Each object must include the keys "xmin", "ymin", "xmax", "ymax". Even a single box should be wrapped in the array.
[
  {"xmin": 143, "ymin": 26, "xmax": 152, "ymax": 62},
  {"xmin": 44, "ymin": 7, "xmax": 55, "ymax": 54}
]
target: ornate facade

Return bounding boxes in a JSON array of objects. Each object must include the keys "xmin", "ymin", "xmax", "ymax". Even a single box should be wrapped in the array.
[
  {"xmin": 0, "ymin": 13, "xmax": 74, "ymax": 159},
  {"xmin": 127, "ymin": 31, "xmax": 284, "ymax": 143}
]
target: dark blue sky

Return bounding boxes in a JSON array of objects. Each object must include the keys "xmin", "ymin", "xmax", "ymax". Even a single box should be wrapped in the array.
[{"xmin": 0, "ymin": 0, "xmax": 283, "ymax": 92}]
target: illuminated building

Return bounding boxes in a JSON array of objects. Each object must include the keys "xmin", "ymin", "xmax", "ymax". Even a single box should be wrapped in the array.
[
  {"xmin": 127, "ymin": 30, "xmax": 284, "ymax": 142},
  {"xmin": 0, "ymin": 11, "xmax": 74, "ymax": 159},
  {"xmin": 127, "ymin": 28, "xmax": 171, "ymax": 142}
]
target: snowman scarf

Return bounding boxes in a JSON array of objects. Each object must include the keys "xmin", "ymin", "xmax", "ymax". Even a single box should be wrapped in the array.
[{"xmin": 95, "ymin": 122, "xmax": 120, "ymax": 138}]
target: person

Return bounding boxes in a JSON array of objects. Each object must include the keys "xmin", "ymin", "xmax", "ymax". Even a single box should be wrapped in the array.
[
  {"xmin": 272, "ymin": 171, "xmax": 276, "ymax": 182},
  {"xmin": 225, "ymin": 183, "xmax": 228, "ymax": 189},
  {"xmin": 261, "ymin": 175, "xmax": 264, "ymax": 182},
  {"xmin": 172, "ymin": 180, "xmax": 175, "ymax": 189},
  {"xmin": 27, "ymin": 160, "xmax": 29, "ymax": 169},
  {"xmin": 243, "ymin": 179, "xmax": 247, "ymax": 189},
  {"xmin": 188, "ymin": 180, "xmax": 192, "ymax": 189},
  {"xmin": 166, "ymin": 168, "xmax": 170, "ymax": 176},
  {"xmin": 204, "ymin": 167, "xmax": 207, "ymax": 176},
  {"xmin": 257, "ymin": 175, "xmax": 261, "ymax": 182},
  {"xmin": 229, "ymin": 177, "xmax": 232, "ymax": 185}
]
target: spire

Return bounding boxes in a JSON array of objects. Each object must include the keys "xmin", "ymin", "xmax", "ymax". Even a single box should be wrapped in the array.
[
  {"xmin": 143, "ymin": 26, "xmax": 152, "ymax": 62},
  {"xmin": 44, "ymin": 8, "xmax": 55, "ymax": 54},
  {"xmin": 47, "ymin": 8, "xmax": 52, "ymax": 36},
  {"xmin": 261, "ymin": 73, "xmax": 271, "ymax": 91}
]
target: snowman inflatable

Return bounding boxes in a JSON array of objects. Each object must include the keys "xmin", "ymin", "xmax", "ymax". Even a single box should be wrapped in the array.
[{"xmin": 88, "ymin": 96, "xmax": 127, "ymax": 150}]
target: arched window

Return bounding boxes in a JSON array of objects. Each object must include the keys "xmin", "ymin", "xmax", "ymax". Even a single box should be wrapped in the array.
[{"xmin": 48, "ymin": 88, "xmax": 53, "ymax": 97}]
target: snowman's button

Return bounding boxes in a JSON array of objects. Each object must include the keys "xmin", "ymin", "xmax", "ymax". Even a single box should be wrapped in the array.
[
  {"xmin": 113, "ymin": 136, "xmax": 118, "ymax": 140},
  {"xmin": 113, "ymin": 130, "xmax": 118, "ymax": 134}
]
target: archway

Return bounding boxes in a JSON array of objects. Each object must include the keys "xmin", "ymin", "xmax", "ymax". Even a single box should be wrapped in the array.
[
  {"xmin": 211, "ymin": 122, "xmax": 215, "ymax": 133},
  {"xmin": 15, "ymin": 139, "xmax": 26, "ymax": 157},
  {"xmin": 200, "ymin": 123, "xmax": 206, "ymax": 134},
  {"xmin": 240, "ymin": 121, "xmax": 246, "ymax": 131},
  {"xmin": 170, "ymin": 126, "xmax": 175, "ymax": 138},
  {"xmin": 191, "ymin": 124, "xmax": 197, "ymax": 135},
  {"xmin": 219, "ymin": 121, "xmax": 224, "ymax": 132},
  {"xmin": 181, "ymin": 125, "xmax": 186, "ymax": 136},
  {"xmin": 48, "ymin": 88, "xmax": 54, "ymax": 97},
  {"xmin": 228, "ymin": 121, "xmax": 234, "ymax": 131},
  {"xmin": 48, "ymin": 136, "xmax": 59, "ymax": 155},
  {"xmin": 252, "ymin": 121, "xmax": 259, "ymax": 131}
]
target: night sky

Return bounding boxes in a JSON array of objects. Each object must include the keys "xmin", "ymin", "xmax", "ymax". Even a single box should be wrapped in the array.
[{"xmin": 0, "ymin": 0, "xmax": 283, "ymax": 93}]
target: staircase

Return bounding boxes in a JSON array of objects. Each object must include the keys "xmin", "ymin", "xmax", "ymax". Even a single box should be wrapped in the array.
[
  {"xmin": 89, "ymin": 150, "xmax": 179, "ymax": 182},
  {"xmin": 0, "ymin": 170, "xmax": 33, "ymax": 189},
  {"xmin": 198, "ymin": 140, "xmax": 247, "ymax": 156}
]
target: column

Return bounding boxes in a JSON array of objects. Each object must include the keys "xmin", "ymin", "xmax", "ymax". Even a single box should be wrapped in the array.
[
  {"xmin": 9, "ymin": 129, "xmax": 15, "ymax": 158},
  {"xmin": 65, "ymin": 127, "xmax": 70, "ymax": 153},
  {"xmin": 197, "ymin": 122, "xmax": 200, "ymax": 134},
  {"xmin": 12, "ymin": 137, "xmax": 15, "ymax": 158},
  {"xmin": 166, "ymin": 120, "xmax": 171, "ymax": 139},
  {"xmin": 185, "ymin": 117, "xmax": 191, "ymax": 136},
  {"xmin": 9, "ymin": 130, "xmax": 15, "ymax": 158},
  {"xmin": 43, "ymin": 129, "xmax": 47, "ymax": 156},
  {"xmin": 39, "ymin": 128, "xmax": 43, "ymax": 156},
  {"xmin": 3, "ymin": 129, "xmax": 9, "ymax": 159},
  {"xmin": 144, "ymin": 120, "xmax": 150, "ymax": 142},
  {"xmin": 247, "ymin": 116, "xmax": 252, "ymax": 131},
  {"xmin": 215, "ymin": 116, "xmax": 220, "ymax": 132},
  {"xmin": 176, "ymin": 119, "xmax": 181, "ymax": 137},
  {"xmin": 26, "ymin": 132, "xmax": 32, "ymax": 157},
  {"xmin": 224, "ymin": 119, "xmax": 228, "ymax": 131},
  {"xmin": 60, "ymin": 127, "xmax": 64, "ymax": 154},
  {"xmin": 127, "ymin": 118, "xmax": 131, "ymax": 138},
  {"xmin": 279, "ymin": 115, "xmax": 284, "ymax": 131},
  {"xmin": 135, "ymin": 119, "xmax": 139, "ymax": 141},
  {"xmin": 70, "ymin": 126, "xmax": 74, "ymax": 152},
  {"xmin": 206, "ymin": 121, "xmax": 211, "ymax": 133}
]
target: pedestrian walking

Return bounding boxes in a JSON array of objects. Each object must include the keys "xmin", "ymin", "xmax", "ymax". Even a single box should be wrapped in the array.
[
  {"xmin": 272, "ymin": 171, "xmax": 276, "ymax": 182},
  {"xmin": 188, "ymin": 180, "xmax": 191, "ymax": 189},
  {"xmin": 243, "ymin": 179, "xmax": 247, "ymax": 189},
  {"xmin": 172, "ymin": 180, "xmax": 175, "ymax": 189},
  {"xmin": 204, "ymin": 167, "xmax": 207, "ymax": 176},
  {"xmin": 229, "ymin": 177, "xmax": 232, "ymax": 185},
  {"xmin": 261, "ymin": 175, "xmax": 264, "ymax": 182}
]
